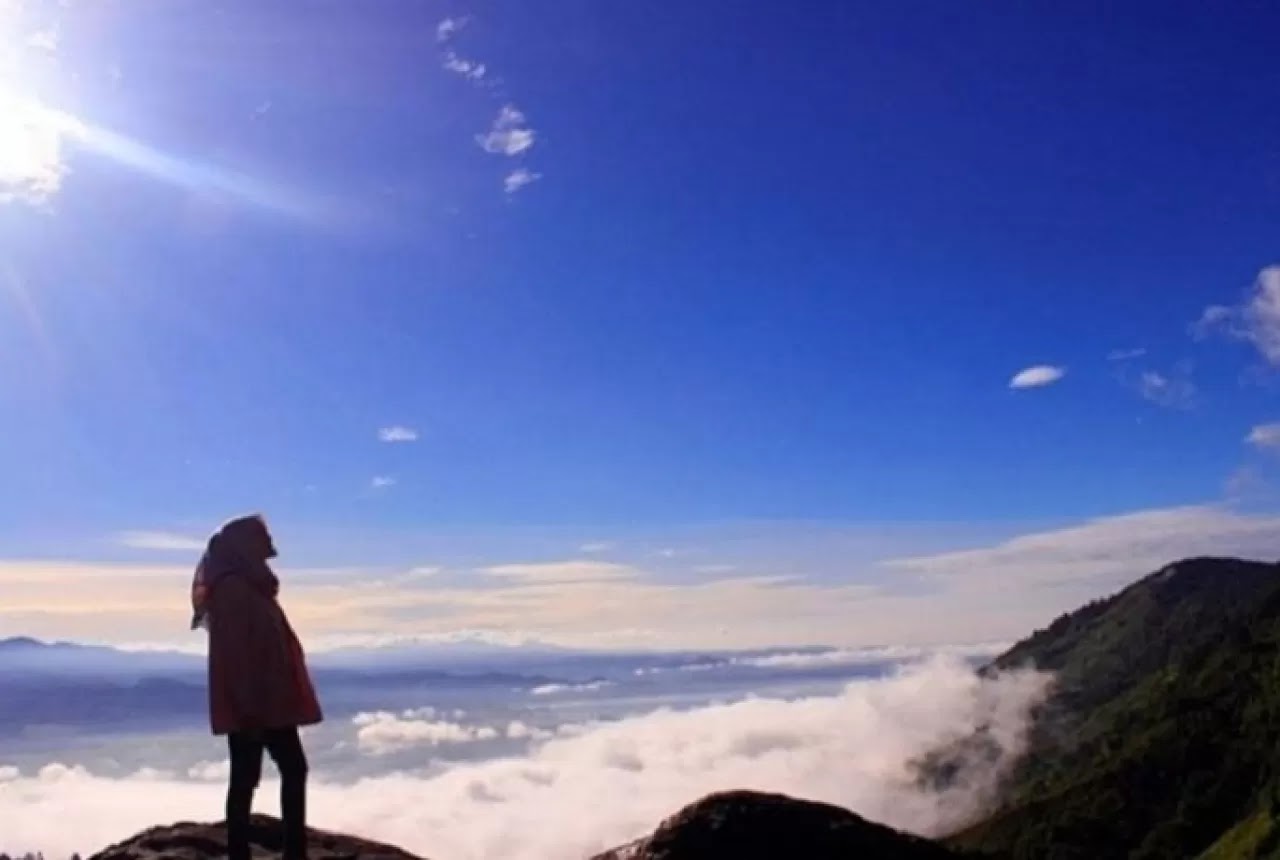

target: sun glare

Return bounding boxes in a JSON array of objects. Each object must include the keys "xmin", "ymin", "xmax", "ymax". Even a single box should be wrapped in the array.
[
  {"xmin": 0, "ymin": 2, "xmax": 71, "ymax": 205},
  {"xmin": 0, "ymin": 94, "xmax": 68, "ymax": 203}
]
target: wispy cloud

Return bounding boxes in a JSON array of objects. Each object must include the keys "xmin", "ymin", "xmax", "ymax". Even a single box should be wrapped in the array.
[
  {"xmin": 1192, "ymin": 304, "xmax": 1235, "ymax": 339},
  {"xmin": 483, "ymin": 560, "xmax": 637, "ymax": 584},
  {"xmin": 1224, "ymin": 465, "xmax": 1271, "ymax": 502},
  {"xmin": 1107, "ymin": 347, "xmax": 1147, "ymax": 361},
  {"xmin": 378, "ymin": 425, "xmax": 419, "ymax": 443},
  {"xmin": 113, "ymin": 531, "xmax": 205, "ymax": 552},
  {"xmin": 1193, "ymin": 265, "xmax": 1280, "ymax": 365},
  {"xmin": 1136, "ymin": 368, "xmax": 1197, "ymax": 410},
  {"xmin": 885, "ymin": 505, "xmax": 1280, "ymax": 592},
  {"xmin": 578, "ymin": 542, "xmax": 614, "ymax": 554},
  {"xmin": 1008, "ymin": 365, "xmax": 1065, "ymax": 389},
  {"xmin": 1246, "ymin": 423, "xmax": 1280, "ymax": 453},
  {"xmin": 504, "ymin": 167, "xmax": 541, "ymax": 194},
  {"xmin": 476, "ymin": 105, "xmax": 535, "ymax": 156},
  {"xmin": 370, "ymin": 475, "xmax": 397, "ymax": 490},
  {"xmin": 436, "ymin": 16, "xmax": 469, "ymax": 43}
]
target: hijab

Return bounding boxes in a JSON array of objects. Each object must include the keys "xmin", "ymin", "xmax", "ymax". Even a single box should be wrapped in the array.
[{"xmin": 190, "ymin": 515, "xmax": 280, "ymax": 630}]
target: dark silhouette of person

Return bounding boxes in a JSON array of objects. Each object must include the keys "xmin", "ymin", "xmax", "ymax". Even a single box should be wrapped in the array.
[{"xmin": 191, "ymin": 514, "xmax": 323, "ymax": 860}]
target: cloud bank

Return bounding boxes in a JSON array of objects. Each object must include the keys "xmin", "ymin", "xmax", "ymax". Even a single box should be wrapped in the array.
[{"xmin": 0, "ymin": 656, "xmax": 1050, "ymax": 859}]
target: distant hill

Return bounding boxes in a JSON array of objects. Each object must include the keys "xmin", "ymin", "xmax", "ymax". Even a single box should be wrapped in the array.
[
  {"xmin": 943, "ymin": 556, "xmax": 1280, "ymax": 859},
  {"xmin": 591, "ymin": 791, "xmax": 965, "ymax": 860}
]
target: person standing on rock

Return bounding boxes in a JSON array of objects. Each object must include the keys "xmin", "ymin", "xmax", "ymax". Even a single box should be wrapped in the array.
[{"xmin": 190, "ymin": 514, "xmax": 323, "ymax": 860}]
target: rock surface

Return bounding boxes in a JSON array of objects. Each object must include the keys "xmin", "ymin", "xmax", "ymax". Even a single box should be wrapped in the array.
[
  {"xmin": 591, "ymin": 790, "xmax": 962, "ymax": 859},
  {"xmin": 86, "ymin": 814, "xmax": 426, "ymax": 860}
]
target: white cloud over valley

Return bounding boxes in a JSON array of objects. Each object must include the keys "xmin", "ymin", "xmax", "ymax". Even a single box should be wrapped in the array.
[{"xmin": 0, "ymin": 657, "xmax": 1050, "ymax": 860}]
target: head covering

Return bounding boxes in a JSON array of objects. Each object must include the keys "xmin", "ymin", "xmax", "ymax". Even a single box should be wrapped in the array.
[{"xmin": 190, "ymin": 515, "xmax": 279, "ymax": 630}]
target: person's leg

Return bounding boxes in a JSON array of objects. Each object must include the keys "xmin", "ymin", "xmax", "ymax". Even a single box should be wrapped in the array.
[
  {"xmin": 264, "ymin": 727, "xmax": 310, "ymax": 860},
  {"xmin": 226, "ymin": 733, "xmax": 265, "ymax": 860}
]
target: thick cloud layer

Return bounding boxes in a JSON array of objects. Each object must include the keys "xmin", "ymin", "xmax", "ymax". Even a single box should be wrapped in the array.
[{"xmin": 0, "ymin": 656, "xmax": 1050, "ymax": 860}]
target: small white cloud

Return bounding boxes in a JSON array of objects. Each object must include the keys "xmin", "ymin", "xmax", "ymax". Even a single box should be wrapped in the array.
[
  {"xmin": 25, "ymin": 28, "xmax": 58, "ymax": 54},
  {"xmin": 1247, "ymin": 423, "xmax": 1280, "ymax": 452},
  {"xmin": 476, "ymin": 105, "xmax": 535, "ymax": 156},
  {"xmin": 352, "ymin": 710, "xmax": 499, "ymax": 755},
  {"xmin": 114, "ymin": 531, "xmax": 205, "ymax": 552},
  {"xmin": 436, "ymin": 16, "xmax": 469, "ymax": 43},
  {"xmin": 577, "ymin": 542, "xmax": 613, "ymax": 554},
  {"xmin": 370, "ymin": 475, "xmax": 397, "ymax": 490},
  {"xmin": 1106, "ymin": 348, "xmax": 1146, "ymax": 361},
  {"xmin": 1009, "ymin": 365, "xmax": 1065, "ymax": 390},
  {"xmin": 378, "ymin": 425, "xmax": 419, "ymax": 443},
  {"xmin": 478, "ymin": 129, "xmax": 534, "ymax": 156},
  {"xmin": 692, "ymin": 564, "xmax": 737, "ymax": 574},
  {"xmin": 504, "ymin": 168, "xmax": 541, "ymax": 194},
  {"xmin": 1136, "ymin": 369, "xmax": 1197, "ymax": 410},
  {"xmin": 443, "ymin": 52, "xmax": 487, "ymax": 81}
]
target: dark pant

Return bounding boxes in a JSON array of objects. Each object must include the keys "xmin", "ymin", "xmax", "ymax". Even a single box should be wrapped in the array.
[{"xmin": 226, "ymin": 727, "xmax": 309, "ymax": 860}]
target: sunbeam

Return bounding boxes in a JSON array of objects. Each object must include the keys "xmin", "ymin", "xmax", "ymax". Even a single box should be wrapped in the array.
[{"xmin": 0, "ymin": 94, "xmax": 327, "ymax": 220}]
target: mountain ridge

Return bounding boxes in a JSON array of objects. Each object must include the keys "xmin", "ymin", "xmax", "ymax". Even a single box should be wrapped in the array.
[{"xmin": 945, "ymin": 555, "xmax": 1280, "ymax": 858}]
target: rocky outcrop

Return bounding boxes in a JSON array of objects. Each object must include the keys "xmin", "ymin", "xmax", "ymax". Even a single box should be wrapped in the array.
[
  {"xmin": 86, "ymin": 814, "xmax": 426, "ymax": 860},
  {"xmin": 591, "ymin": 790, "xmax": 963, "ymax": 859}
]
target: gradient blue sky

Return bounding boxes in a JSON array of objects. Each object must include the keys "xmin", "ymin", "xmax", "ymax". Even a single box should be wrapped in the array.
[{"xmin": 1, "ymin": 1, "xmax": 1279, "ymax": 647}]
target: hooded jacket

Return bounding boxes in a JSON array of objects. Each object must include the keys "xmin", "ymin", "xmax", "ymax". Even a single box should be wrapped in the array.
[{"xmin": 194, "ymin": 517, "xmax": 323, "ymax": 736}]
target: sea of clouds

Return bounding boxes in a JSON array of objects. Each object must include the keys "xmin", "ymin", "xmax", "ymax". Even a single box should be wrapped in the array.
[{"xmin": 0, "ymin": 654, "xmax": 1050, "ymax": 860}]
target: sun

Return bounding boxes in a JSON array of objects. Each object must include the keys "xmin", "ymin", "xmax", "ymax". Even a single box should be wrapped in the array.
[
  {"xmin": 0, "ymin": 4, "xmax": 78, "ymax": 206},
  {"xmin": 0, "ymin": 93, "xmax": 68, "ymax": 204}
]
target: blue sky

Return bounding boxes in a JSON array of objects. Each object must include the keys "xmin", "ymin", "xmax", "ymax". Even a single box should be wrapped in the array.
[{"xmin": 1, "ymin": 1, "xmax": 1279, "ymax": 647}]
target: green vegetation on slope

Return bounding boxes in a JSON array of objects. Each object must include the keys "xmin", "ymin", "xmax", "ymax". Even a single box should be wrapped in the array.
[
  {"xmin": 946, "ymin": 557, "xmax": 1280, "ymax": 860},
  {"xmin": 1196, "ymin": 805, "xmax": 1280, "ymax": 860}
]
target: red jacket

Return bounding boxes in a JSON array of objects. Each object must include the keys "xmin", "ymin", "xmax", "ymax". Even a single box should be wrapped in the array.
[{"xmin": 205, "ymin": 571, "xmax": 323, "ymax": 735}]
